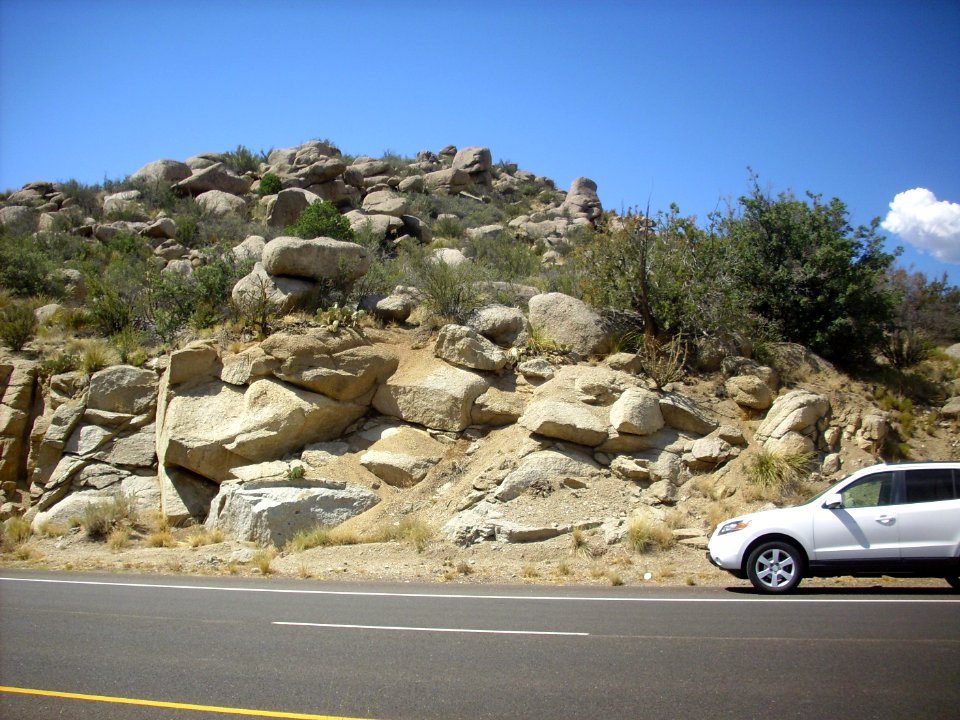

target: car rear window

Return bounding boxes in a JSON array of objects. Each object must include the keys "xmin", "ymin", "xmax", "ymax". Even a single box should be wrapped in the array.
[{"xmin": 903, "ymin": 468, "xmax": 958, "ymax": 503}]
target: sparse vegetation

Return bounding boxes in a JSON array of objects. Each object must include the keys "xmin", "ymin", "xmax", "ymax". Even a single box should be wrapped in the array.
[
  {"xmin": 79, "ymin": 493, "xmax": 137, "ymax": 541},
  {"xmin": 625, "ymin": 517, "xmax": 676, "ymax": 553},
  {"xmin": 748, "ymin": 448, "xmax": 814, "ymax": 499}
]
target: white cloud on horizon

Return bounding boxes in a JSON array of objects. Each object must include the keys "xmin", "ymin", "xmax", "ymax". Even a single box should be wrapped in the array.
[{"xmin": 881, "ymin": 188, "xmax": 960, "ymax": 264}]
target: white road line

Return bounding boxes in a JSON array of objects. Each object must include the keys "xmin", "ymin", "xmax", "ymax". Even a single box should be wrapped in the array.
[
  {"xmin": 274, "ymin": 621, "xmax": 589, "ymax": 636},
  {"xmin": 2, "ymin": 576, "xmax": 959, "ymax": 603}
]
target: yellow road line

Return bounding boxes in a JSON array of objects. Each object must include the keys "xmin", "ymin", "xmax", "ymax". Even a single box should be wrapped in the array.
[{"xmin": 0, "ymin": 686, "xmax": 379, "ymax": 720}]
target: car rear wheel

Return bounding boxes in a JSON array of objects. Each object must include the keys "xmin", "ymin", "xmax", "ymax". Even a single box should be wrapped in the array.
[
  {"xmin": 946, "ymin": 576, "xmax": 959, "ymax": 591},
  {"xmin": 746, "ymin": 541, "xmax": 803, "ymax": 594}
]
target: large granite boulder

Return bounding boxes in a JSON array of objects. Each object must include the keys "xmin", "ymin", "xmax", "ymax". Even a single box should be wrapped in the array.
[
  {"xmin": 205, "ymin": 480, "xmax": 379, "ymax": 547},
  {"xmin": 196, "ymin": 190, "xmax": 246, "ymax": 218},
  {"xmin": 261, "ymin": 236, "xmax": 370, "ymax": 282},
  {"xmin": 755, "ymin": 390, "xmax": 830, "ymax": 452},
  {"xmin": 130, "ymin": 159, "xmax": 192, "ymax": 185},
  {"xmin": 373, "ymin": 359, "xmax": 488, "ymax": 432},
  {"xmin": 231, "ymin": 263, "xmax": 316, "ymax": 314},
  {"xmin": 174, "ymin": 163, "xmax": 251, "ymax": 196},
  {"xmin": 518, "ymin": 400, "xmax": 608, "ymax": 446},
  {"xmin": 158, "ymin": 378, "xmax": 367, "ymax": 483},
  {"xmin": 87, "ymin": 366, "xmax": 158, "ymax": 416},
  {"xmin": 610, "ymin": 388, "xmax": 664, "ymax": 435},
  {"xmin": 528, "ymin": 293, "xmax": 611, "ymax": 356}
]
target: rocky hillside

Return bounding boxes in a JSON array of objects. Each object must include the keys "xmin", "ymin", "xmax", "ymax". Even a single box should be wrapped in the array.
[{"xmin": 1, "ymin": 140, "xmax": 958, "ymax": 581}]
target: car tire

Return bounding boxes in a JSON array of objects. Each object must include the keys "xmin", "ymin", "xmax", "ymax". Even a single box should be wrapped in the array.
[
  {"xmin": 946, "ymin": 576, "xmax": 960, "ymax": 591},
  {"xmin": 746, "ymin": 541, "xmax": 803, "ymax": 594}
]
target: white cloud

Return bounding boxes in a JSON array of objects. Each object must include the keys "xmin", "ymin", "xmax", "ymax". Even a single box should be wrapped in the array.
[{"xmin": 881, "ymin": 188, "xmax": 960, "ymax": 264}]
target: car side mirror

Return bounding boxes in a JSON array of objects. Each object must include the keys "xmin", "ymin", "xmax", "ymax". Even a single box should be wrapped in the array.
[{"xmin": 822, "ymin": 494, "xmax": 843, "ymax": 510}]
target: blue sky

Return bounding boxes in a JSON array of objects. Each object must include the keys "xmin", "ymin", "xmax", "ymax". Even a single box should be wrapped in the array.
[{"xmin": 2, "ymin": 0, "xmax": 958, "ymax": 283}]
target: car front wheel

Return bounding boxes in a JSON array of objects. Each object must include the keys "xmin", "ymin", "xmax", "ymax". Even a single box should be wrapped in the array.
[{"xmin": 746, "ymin": 541, "xmax": 803, "ymax": 594}]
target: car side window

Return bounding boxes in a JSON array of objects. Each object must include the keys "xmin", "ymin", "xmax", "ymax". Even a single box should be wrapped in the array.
[
  {"xmin": 903, "ymin": 468, "xmax": 958, "ymax": 503},
  {"xmin": 840, "ymin": 472, "xmax": 895, "ymax": 508}
]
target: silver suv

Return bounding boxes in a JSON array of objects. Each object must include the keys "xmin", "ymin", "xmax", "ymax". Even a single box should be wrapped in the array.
[{"xmin": 707, "ymin": 462, "xmax": 960, "ymax": 593}]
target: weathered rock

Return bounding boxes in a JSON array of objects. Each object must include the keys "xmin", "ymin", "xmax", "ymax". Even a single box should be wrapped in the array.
[
  {"xmin": 373, "ymin": 361, "xmax": 488, "ymax": 432},
  {"xmin": 232, "ymin": 262, "xmax": 316, "ymax": 314},
  {"xmin": 359, "ymin": 291, "xmax": 416, "ymax": 323},
  {"xmin": 160, "ymin": 466, "xmax": 219, "ymax": 523},
  {"xmin": 423, "ymin": 168, "xmax": 471, "ymax": 194},
  {"xmin": 754, "ymin": 390, "xmax": 830, "ymax": 448},
  {"xmin": 434, "ymin": 324, "xmax": 508, "ymax": 372},
  {"xmin": 939, "ymin": 396, "xmax": 960, "ymax": 419},
  {"xmin": 0, "ymin": 357, "xmax": 37, "ymax": 486},
  {"xmin": 103, "ymin": 190, "xmax": 147, "ymax": 220},
  {"xmin": 495, "ymin": 448, "xmax": 599, "ymax": 501},
  {"xmin": 518, "ymin": 400, "xmax": 608, "ymax": 446},
  {"xmin": 467, "ymin": 306, "xmax": 531, "ymax": 347},
  {"xmin": 174, "ymin": 163, "xmax": 251, "ymax": 196},
  {"xmin": 517, "ymin": 359, "xmax": 555, "ymax": 381},
  {"xmin": 361, "ymin": 190, "xmax": 408, "ymax": 217},
  {"xmin": 452, "ymin": 146, "xmax": 492, "ymax": 180},
  {"xmin": 725, "ymin": 375, "xmax": 774, "ymax": 410},
  {"xmin": 561, "ymin": 177, "xmax": 602, "ymax": 221},
  {"xmin": 261, "ymin": 236, "xmax": 369, "ymax": 282},
  {"xmin": 0, "ymin": 205, "xmax": 38, "ymax": 233},
  {"xmin": 344, "ymin": 210, "xmax": 404, "ymax": 241},
  {"xmin": 658, "ymin": 394, "xmax": 718, "ymax": 435},
  {"xmin": 266, "ymin": 188, "xmax": 321, "ymax": 228},
  {"xmin": 196, "ymin": 189, "xmax": 246, "ymax": 218},
  {"xmin": 87, "ymin": 365, "xmax": 157, "ymax": 416},
  {"xmin": 232, "ymin": 235, "xmax": 266, "ymax": 262},
  {"xmin": 205, "ymin": 481, "xmax": 380, "ymax": 547},
  {"xmin": 471, "ymin": 388, "xmax": 526, "ymax": 426},
  {"xmin": 130, "ymin": 159, "xmax": 192, "ymax": 185},
  {"xmin": 610, "ymin": 388, "xmax": 664, "ymax": 435},
  {"xmin": 142, "ymin": 217, "xmax": 177, "ymax": 239},
  {"xmin": 220, "ymin": 347, "xmax": 279, "ymax": 386},
  {"xmin": 158, "ymin": 378, "xmax": 368, "ymax": 482},
  {"xmin": 260, "ymin": 330, "xmax": 397, "ymax": 402},
  {"xmin": 528, "ymin": 293, "xmax": 611, "ymax": 356},
  {"xmin": 432, "ymin": 247, "xmax": 469, "ymax": 266},
  {"xmin": 360, "ymin": 427, "xmax": 446, "ymax": 487}
]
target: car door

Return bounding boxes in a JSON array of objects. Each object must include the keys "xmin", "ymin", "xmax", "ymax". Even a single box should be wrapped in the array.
[
  {"xmin": 896, "ymin": 468, "xmax": 960, "ymax": 559},
  {"xmin": 811, "ymin": 471, "xmax": 901, "ymax": 564}
]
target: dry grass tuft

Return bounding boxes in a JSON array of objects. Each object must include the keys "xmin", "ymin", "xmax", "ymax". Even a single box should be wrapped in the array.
[{"xmin": 625, "ymin": 517, "xmax": 676, "ymax": 553}]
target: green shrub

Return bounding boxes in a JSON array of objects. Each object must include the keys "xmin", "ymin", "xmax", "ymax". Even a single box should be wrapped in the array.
[
  {"xmin": 284, "ymin": 200, "xmax": 355, "ymax": 242},
  {"xmin": 432, "ymin": 215, "xmax": 464, "ymax": 239},
  {"xmin": 258, "ymin": 172, "xmax": 283, "ymax": 196},
  {"xmin": 410, "ymin": 251, "xmax": 488, "ymax": 322},
  {"xmin": 0, "ymin": 302, "xmax": 38, "ymax": 351},
  {"xmin": 0, "ymin": 235, "xmax": 57, "ymax": 297},
  {"xmin": 221, "ymin": 144, "xmax": 267, "ymax": 175}
]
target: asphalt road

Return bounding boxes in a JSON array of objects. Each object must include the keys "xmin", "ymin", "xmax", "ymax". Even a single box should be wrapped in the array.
[{"xmin": 1, "ymin": 570, "xmax": 958, "ymax": 720}]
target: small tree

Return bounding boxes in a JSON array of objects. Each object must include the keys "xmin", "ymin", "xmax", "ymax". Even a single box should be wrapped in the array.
[{"xmin": 284, "ymin": 200, "xmax": 355, "ymax": 242}]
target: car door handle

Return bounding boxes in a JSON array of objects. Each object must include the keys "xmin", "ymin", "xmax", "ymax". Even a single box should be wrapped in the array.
[{"xmin": 875, "ymin": 515, "xmax": 896, "ymax": 525}]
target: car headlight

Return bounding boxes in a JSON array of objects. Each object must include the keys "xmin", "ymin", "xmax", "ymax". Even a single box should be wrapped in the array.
[{"xmin": 718, "ymin": 520, "xmax": 750, "ymax": 535}]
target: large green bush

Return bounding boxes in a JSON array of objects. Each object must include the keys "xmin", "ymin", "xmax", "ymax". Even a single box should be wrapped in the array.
[
  {"xmin": 727, "ymin": 180, "xmax": 897, "ymax": 368},
  {"xmin": 284, "ymin": 200, "xmax": 355, "ymax": 242}
]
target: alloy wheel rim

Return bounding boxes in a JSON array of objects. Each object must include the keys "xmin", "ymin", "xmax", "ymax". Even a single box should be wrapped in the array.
[{"xmin": 756, "ymin": 548, "xmax": 795, "ymax": 588}]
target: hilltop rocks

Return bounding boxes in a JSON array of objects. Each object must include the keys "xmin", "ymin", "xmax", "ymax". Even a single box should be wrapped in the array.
[
  {"xmin": 174, "ymin": 163, "xmax": 251, "ymax": 196},
  {"xmin": 561, "ymin": 177, "xmax": 602, "ymax": 221},
  {"xmin": 130, "ymin": 159, "xmax": 192, "ymax": 185},
  {"xmin": 452, "ymin": 146, "xmax": 493, "ymax": 187}
]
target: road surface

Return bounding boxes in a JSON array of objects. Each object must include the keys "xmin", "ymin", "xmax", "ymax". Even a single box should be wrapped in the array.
[{"xmin": 1, "ymin": 570, "xmax": 958, "ymax": 719}]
